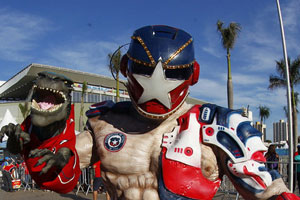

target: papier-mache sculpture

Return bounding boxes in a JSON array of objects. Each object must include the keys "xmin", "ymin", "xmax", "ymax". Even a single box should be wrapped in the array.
[
  {"xmin": 1, "ymin": 25, "xmax": 299, "ymax": 200},
  {"xmin": 0, "ymin": 71, "xmax": 81, "ymax": 193},
  {"xmin": 76, "ymin": 25, "xmax": 300, "ymax": 200}
]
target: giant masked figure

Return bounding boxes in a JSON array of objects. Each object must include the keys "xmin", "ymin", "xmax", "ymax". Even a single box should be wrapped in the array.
[{"xmin": 75, "ymin": 25, "xmax": 300, "ymax": 200}]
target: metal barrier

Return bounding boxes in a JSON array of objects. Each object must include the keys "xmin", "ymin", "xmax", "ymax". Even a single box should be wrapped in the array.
[
  {"xmin": 217, "ymin": 175, "xmax": 240, "ymax": 200},
  {"xmin": 2, "ymin": 158, "xmax": 299, "ymax": 198},
  {"xmin": 76, "ymin": 166, "xmax": 94, "ymax": 196},
  {"xmin": 16, "ymin": 165, "xmax": 35, "ymax": 191},
  {"xmin": 1, "ymin": 163, "xmax": 96, "ymax": 195}
]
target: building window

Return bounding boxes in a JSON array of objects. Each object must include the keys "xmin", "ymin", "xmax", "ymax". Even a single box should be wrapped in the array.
[
  {"xmin": 72, "ymin": 91, "xmax": 101, "ymax": 103},
  {"xmin": 71, "ymin": 91, "xmax": 81, "ymax": 103},
  {"xmin": 87, "ymin": 93, "xmax": 100, "ymax": 103},
  {"xmin": 120, "ymin": 97, "xmax": 130, "ymax": 102},
  {"xmin": 72, "ymin": 91, "xmax": 130, "ymax": 103},
  {"xmin": 102, "ymin": 94, "xmax": 114, "ymax": 102}
]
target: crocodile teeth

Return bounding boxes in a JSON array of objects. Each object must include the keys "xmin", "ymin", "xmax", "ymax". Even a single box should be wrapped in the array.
[{"xmin": 32, "ymin": 99, "xmax": 40, "ymax": 109}]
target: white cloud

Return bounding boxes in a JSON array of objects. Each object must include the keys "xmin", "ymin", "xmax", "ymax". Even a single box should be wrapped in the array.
[
  {"xmin": 42, "ymin": 40, "xmax": 121, "ymax": 77},
  {"xmin": 199, "ymin": 26, "xmax": 223, "ymax": 59},
  {"xmin": 233, "ymin": 73, "xmax": 266, "ymax": 86},
  {"xmin": 190, "ymin": 77, "xmax": 227, "ymax": 106},
  {"xmin": 0, "ymin": 8, "xmax": 51, "ymax": 62},
  {"xmin": 282, "ymin": 0, "xmax": 300, "ymax": 32}
]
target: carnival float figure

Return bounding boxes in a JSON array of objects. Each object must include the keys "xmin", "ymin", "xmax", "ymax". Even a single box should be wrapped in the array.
[
  {"xmin": 75, "ymin": 25, "xmax": 300, "ymax": 200},
  {"xmin": 0, "ymin": 72, "xmax": 81, "ymax": 193},
  {"xmin": 1, "ymin": 25, "xmax": 300, "ymax": 200}
]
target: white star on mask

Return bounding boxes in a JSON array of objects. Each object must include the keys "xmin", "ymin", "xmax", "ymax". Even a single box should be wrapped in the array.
[{"xmin": 133, "ymin": 60, "xmax": 184, "ymax": 109}]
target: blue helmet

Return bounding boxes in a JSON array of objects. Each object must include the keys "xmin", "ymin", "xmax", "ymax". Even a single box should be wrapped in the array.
[
  {"xmin": 128, "ymin": 25, "xmax": 195, "ymax": 68},
  {"xmin": 121, "ymin": 25, "xmax": 200, "ymax": 119}
]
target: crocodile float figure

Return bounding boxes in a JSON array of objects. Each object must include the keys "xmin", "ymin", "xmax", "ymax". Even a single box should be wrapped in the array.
[{"xmin": 0, "ymin": 71, "xmax": 81, "ymax": 193}]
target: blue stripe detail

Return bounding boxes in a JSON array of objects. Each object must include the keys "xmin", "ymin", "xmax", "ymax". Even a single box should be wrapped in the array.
[
  {"xmin": 199, "ymin": 103, "xmax": 217, "ymax": 124},
  {"xmin": 236, "ymin": 121, "xmax": 262, "ymax": 145},
  {"xmin": 85, "ymin": 101, "xmax": 132, "ymax": 118},
  {"xmin": 217, "ymin": 131, "xmax": 244, "ymax": 159}
]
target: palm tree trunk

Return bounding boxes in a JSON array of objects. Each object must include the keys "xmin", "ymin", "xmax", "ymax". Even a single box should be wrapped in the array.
[
  {"xmin": 227, "ymin": 49, "xmax": 233, "ymax": 109},
  {"xmin": 116, "ymin": 71, "xmax": 120, "ymax": 102},
  {"xmin": 79, "ymin": 82, "xmax": 87, "ymax": 132},
  {"xmin": 260, "ymin": 117, "xmax": 264, "ymax": 141},
  {"xmin": 292, "ymin": 88, "xmax": 298, "ymax": 153},
  {"xmin": 79, "ymin": 96, "xmax": 84, "ymax": 132},
  {"xmin": 293, "ymin": 107, "xmax": 298, "ymax": 152}
]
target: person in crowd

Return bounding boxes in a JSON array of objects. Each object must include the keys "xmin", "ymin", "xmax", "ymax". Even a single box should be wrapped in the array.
[
  {"xmin": 294, "ymin": 145, "xmax": 300, "ymax": 193},
  {"xmin": 265, "ymin": 144, "xmax": 280, "ymax": 171},
  {"xmin": 2, "ymin": 157, "xmax": 16, "ymax": 192},
  {"xmin": 1, "ymin": 156, "xmax": 9, "ymax": 168},
  {"xmin": 92, "ymin": 160, "xmax": 109, "ymax": 200}
]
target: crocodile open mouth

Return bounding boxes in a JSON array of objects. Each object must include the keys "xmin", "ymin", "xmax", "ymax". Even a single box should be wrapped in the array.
[{"xmin": 31, "ymin": 85, "xmax": 67, "ymax": 112}]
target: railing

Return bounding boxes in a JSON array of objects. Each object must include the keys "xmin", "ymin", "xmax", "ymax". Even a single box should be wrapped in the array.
[
  {"xmin": 76, "ymin": 166, "xmax": 94, "ymax": 195},
  {"xmin": 2, "ymin": 159, "xmax": 299, "ymax": 198},
  {"xmin": 1, "ymin": 164, "xmax": 96, "ymax": 195}
]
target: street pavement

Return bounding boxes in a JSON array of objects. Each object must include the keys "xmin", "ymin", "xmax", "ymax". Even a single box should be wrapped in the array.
[
  {"xmin": 0, "ymin": 177, "xmax": 106, "ymax": 200},
  {"xmin": 0, "ymin": 182, "xmax": 241, "ymax": 200},
  {"xmin": 0, "ymin": 187, "xmax": 240, "ymax": 200},
  {"xmin": 0, "ymin": 175, "xmax": 240, "ymax": 200},
  {"xmin": 0, "ymin": 188, "xmax": 96, "ymax": 200},
  {"xmin": 1, "ymin": 176, "xmax": 300, "ymax": 200}
]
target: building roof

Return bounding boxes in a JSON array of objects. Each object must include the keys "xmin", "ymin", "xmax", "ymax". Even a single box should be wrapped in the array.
[
  {"xmin": 0, "ymin": 63, "xmax": 206, "ymax": 105},
  {"xmin": 0, "ymin": 63, "xmax": 127, "ymax": 101}
]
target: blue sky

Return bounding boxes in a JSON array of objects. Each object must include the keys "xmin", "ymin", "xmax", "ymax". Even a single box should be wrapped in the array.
[{"xmin": 0, "ymin": 0, "xmax": 300, "ymax": 141}]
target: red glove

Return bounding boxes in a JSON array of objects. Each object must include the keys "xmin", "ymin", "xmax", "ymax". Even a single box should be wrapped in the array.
[{"xmin": 275, "ymin": 192, "xmax": 300, "ymax": 200}]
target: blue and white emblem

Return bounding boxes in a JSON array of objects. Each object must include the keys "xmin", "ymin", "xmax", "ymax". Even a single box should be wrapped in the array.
[{"xmin": 104, "ymin": 132, "xmax": 126, "ymax": 152}]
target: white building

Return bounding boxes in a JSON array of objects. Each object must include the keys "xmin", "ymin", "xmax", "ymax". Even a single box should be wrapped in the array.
[
  {"xmin": 253, "ymin": 122, "xmax": 267, "ymax": 142},
  {"xmin": 273, "ymin": 119, "xmax": 288, "ymax": 143}
]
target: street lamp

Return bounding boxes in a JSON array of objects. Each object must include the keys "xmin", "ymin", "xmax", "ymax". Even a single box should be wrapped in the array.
[{"xmin": 276, "ymin": 0, "xmax": 294, "ymax": 191}]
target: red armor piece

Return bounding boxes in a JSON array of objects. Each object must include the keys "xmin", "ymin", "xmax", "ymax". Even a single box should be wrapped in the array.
[
  {"xmin": 161, "ymin": 105, "xmax": 221, "ymax": 199},
  {"xmin": 275, "ymin": 192, "xmax": 300, "ymax": 200},
  {"xmin": 21, "ymin": 105, "xmax": 81, "ymax": 193}
]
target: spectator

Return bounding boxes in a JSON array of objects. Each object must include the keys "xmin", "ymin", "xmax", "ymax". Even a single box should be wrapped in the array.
[
  {"xmin": 294, "ymin": 145, "xmax": 300, "ymax": 193},
  {"xmin": 92, "ymin": 161, "xmax": 109, "ymax": 200},
  {"xmin": 2, "ymin": 158, "xmax": 16, "ymax": 192},
  {"xmin": 1, "ymin": 157, "xmax": 9, "ymax": 168},
  {"xmin": 265, "ymin": 144, "xmax": 279, "ymax": 171}
]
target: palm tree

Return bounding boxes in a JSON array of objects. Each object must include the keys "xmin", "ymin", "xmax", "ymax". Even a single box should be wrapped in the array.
[
  {"xmin": 258, "ymin": 105, "xmax": 270, "ymax": 141},
  {"xmin": 108, "ymin": 49, "xmax": 122, "ymax": 102},
  {"xmin": 284, "ymin": 92, "xmax": 299, "ymax": 118},
  {"xmin": 216, "ymin": 20, "xmax": 241, "ymax": 109},
  {"xmin": 269, "ymin": 56, "xmax": 300, "ymax": 152},
  {"xmin": 79, "ymin": 81, "xmax": 87, "ymax": 132}
]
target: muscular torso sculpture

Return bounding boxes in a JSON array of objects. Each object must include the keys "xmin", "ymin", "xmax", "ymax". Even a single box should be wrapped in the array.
[
  {"xmin": 76, "ymin": 100, "xmax": 291, "ymax": 200},
  {"xmin": 83, "ymin": 102, "xmax": 190, "ymax": 199}
]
